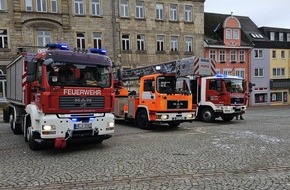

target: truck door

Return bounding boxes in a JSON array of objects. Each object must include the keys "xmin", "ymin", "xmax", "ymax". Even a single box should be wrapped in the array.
[
  {"xmin": 141, "ymin": 79, "xmax": 156, "ymax": 108},
  {"xmin": 206, "ymin": 79, "xmax": 222, "ymax": 104}
]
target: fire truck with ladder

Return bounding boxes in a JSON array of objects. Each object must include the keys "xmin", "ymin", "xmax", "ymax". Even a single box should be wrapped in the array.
[
  {"xmin": 114, "ymin": 56, "xmax": 247, "ymax": 125},
  {"xmin": 5, "ymin": 44, "xmax": 115, "ymax": 150},
  {"xmin": 113, "ymin": 58, "xmax": 196, "ymax": 130}
]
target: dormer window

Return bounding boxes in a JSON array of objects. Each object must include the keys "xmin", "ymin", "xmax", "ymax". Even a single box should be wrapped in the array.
[
  {"xmin": 270, "ymin": 32, "xmax": 275, "ymax": 41},
  {"xmin": 226, "ymin": 29, "xmax": 232, "ymax": 39},
  {"xmin": 233, "ymin": 29, "xmax": 239, "ymax": 39}
]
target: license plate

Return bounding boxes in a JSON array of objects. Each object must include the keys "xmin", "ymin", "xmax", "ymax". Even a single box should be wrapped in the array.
[
  {"xmin": 74, "ymin": 123, "xmax": 92, "ymax": 130},
  {"xmin": 175, "ymin": 116, "xmax": 183, "ymax": 120}
]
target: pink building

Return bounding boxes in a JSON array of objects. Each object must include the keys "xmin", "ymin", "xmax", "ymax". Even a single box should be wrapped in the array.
[{"xmin": 204, "ymin": 13, "xmax": 253, "ymax": 85}]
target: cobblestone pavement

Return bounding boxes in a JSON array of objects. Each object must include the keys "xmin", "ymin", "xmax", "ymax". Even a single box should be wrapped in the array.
[{"xmin": 0, "ymin": 105, "xmax": 290, "ymax": 189}]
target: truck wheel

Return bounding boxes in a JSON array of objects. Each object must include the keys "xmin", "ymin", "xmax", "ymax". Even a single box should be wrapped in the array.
[
  {"xmin": 221, "ymin": 115, "xmax": 234, "ymax": 121},
  {"xmin": 136, "ymin": 109, "xmax": 152, "ymax": 130},
  {"xmin": 27, "ymin": 127, "xmax": 41, "ymax": 151},
  {"xmin": 9, "ymin": 112, "xmax": 22, "ymax": 134},
  {"xmin": 201, "ymin": 108, "xmax": 215, "ymax": 122}
]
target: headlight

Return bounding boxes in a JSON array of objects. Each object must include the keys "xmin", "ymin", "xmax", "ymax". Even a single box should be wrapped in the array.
[
  {"xmin": 107, "ymin": 122, "xmax": 115, "ymax": 128},
  {"xmin": 42, "ymin": 125, "xmax": 56, "ymax": 131},
  {"xmin": 106, "ymin": 122, "xmax": 115, "ymax": 131},
  {"xmin": 52, "ymin": 76, "xmax": 58, "ymax": 82},
  {"xmin": 187, "ymin": 113, "xmax": 194, "ymax": 118},
  {"xmin": 161, "ymin": 114, "xmax": 169, "ymax": 120}
]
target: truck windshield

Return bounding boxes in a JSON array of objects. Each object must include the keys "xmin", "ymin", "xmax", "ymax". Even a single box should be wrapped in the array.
[
  {"xmin": 224, "ymin": 79, "xmax": 244, "ymax": 93},
  {"xmin": 157, "ymin": 76, "xmax": 191, "ymax": 94},
  {"xmin": 48, "ymin": 63, "xmax": 111, "ymax": 88}
]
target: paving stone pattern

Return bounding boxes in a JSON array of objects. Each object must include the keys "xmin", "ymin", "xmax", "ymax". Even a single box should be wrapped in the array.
[{"xmin": 0, "ymin": 106, "xmax": 290, "ymax": 189}]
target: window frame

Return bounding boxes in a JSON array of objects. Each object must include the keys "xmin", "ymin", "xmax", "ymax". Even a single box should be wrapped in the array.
[
  {"xmin": 37, "ymin": 0, "xmax": 47, "ymax": 12},
  {"xmin": 209, "ymin": 50, "xmax": 216, "ymax": 62},
  {"xmin": 169, "ymin": 4, "xmax": 178, "ymax": 21},
  {"xmin": 91, "ymin": 0, "xmax": 101, "ymax": 16},
  {"xmin": 223, "ymin": 69, "xmax": 232, "ymax": 76},
  {"xmin": 279, "ymin": 32, "xmax": 284, "ymax": 41},
  {"xmin": 230, "ymin": 50, "xmax": 237, "ymax": 62},
  {"xmin": 37, "ymin": 30, "xmax": 51, "ymax": 47},
  {"xmin": 184, "ymin": 5, "xmax": 192, "ymax": 22},
  {"xmin": 0, "ymin": 29, "xmax": 8, "ymax": 48},
  {"xmin": 51, "ymin": 0, "xmax": 58, "ymax": 13},
  {"xmin": 254, "ymin": 49, "xmax": 263, "ymax": 59},
  {"xmin": 135, "ymin": 0, "xmax": 144, "ymax": 19},
  {"xmin": 226, "ymin": 29, "xmax": 232, "ymax": 39},
  {"xmin": 93, "ymin": 32, "xmax": 102, "ymax": 49},
  {"xmin": 281, "ymin": 50, "xmax": 285, "ymax": 59},
  {"xmin": 219, "ymin": 50, "xmax": 226, "ymax": 62},
  {"xmin": 233, "ymin": 29, "xmax": 239, "ymax": 39},
  {"xmin": 170, "ymin": 35, "xmax": 178, "ymax": 52},
  {"xmin": 122, "ymin": 34, "xmax": 130, "ymax": 51},
  {"xmin": 272, "ymin": 50, "xmax": 276, "ymax": 59},
  {"xmin": 185, "ymin": 36, "xmax": 193, "ymax": 52},
  {"xmin": 254, "ymin": 68, "xmax": 264, "ymax": 77},
  {"xmin": 137, "ymin": 34, "xmax": 145, "ymax": 51},
  {"xmin": 273, "ymin": 68, "xmax": 285, "ymax": 77},
  {"xmin": 270, "ymin": 32, "xmax": 275, "ymax": 41},
  {"xmin": 239, "ymin": 50, "xmax": 245, "ymax": 62},
  {"xmin": 156, "ymin": 35, "xmax": 165, "ymax": 52},
  {"xmin": 74, "ymin": 0, "xmax": 84, "ymax": 15},
  {"xmin": 120, "ymin": 0, "xmax": 129, "ymax": 18},
  {"xmin": 0, "ymin": 0, "xmax": 7, "ymax": 10},
  {"xmin": 156, "ymin": 3, "xmax": 163, "ymax": 20},
  {"xmin": 76, "ymin": 32, "xmax": 86, "ymax": 49},
  {"xmin": 25, "ymin": 0, "xmax": 33, "ymax": 11},
  {"xmin": 235, "ymin": 69, "xmax": 245, "ymax": 79}
]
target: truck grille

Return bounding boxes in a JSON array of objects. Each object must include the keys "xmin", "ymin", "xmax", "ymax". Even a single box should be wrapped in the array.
[
  {"xmin": 167, "ymin": 100, "xmax": 188, "ymax": 109},
  {"xmin": 231, "ymin": 98, "xmax": 244, "ymax": 104},
  {"xmin": 59, "ymin": 96, "xmax": 104, "ymax": 109}
]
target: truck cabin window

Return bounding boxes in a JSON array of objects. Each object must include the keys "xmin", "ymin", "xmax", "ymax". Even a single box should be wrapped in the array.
[
  {"xmin": 224, "ymin": 79, "xmax": 244, "ymax": 93},
  {"xmin": 157, "ymin": 76, "xmax": 191, "ymax": 94},
  {"xmin": 48, "ymin": 63, "xmax": 111, "ymax": 88},
  {"xmin": 209, "ymin": 79, "xmax": 222, "ymax": 92}
]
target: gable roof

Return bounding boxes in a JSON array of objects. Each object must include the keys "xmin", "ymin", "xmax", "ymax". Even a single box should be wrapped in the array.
[{"xmin": 204, "ymin": 12, "xmax": 266, "ymax": 47}]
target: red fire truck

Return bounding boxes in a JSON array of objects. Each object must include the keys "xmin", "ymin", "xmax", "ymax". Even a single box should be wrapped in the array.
[{"xmin": 5, "ymin": 44, "xmax": 115, "ymax": 150}]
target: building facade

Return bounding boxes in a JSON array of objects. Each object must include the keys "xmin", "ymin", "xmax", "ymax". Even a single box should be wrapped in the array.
[
  {"xmin": 0, "ymin": 0, "xmax": 205, "ymax": 71},
  {"xmin": 258, "ymin": 27, "xmax": 290, "ymax": 106},
  {"xmin": 204, "ymin": 13, "xmax": 253, "ymax": 102}
]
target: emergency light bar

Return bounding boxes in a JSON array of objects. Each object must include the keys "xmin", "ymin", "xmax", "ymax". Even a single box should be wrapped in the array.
[
  {"xmin": 46, "ymin": 43, "xmax": 69, "ymax": 50},
  {"xmin": 90, "ymin": 48, "xmax": 107, "ymax": 55},
  {"xmin": 215, "ymin": 73, "xmax": 227, "ymax": 78}
]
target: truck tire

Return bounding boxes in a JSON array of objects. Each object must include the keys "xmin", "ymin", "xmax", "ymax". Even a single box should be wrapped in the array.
[
  {"xmin": 27, "ymin": 126, "xmax": 41, "ymax": 151},
  {"xmin": 201, "ymin": 107, "xmax": 215, "ymax": 122},
  {"xmin": 221, "ymin": 115, "xmax": 234, "ymax": 121},
  {"xmin": 9, "ymin": 112, "xmax": 22, "ymax": 135},
  {"xmin": 136, "ymin": 109, "xmax": 152, "ymax": 130}
]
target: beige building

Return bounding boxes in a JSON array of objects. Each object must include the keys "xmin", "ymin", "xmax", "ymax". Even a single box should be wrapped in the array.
[{"xmin": 0, "ymin": 0, "xmax": 205, "ymax": 71}]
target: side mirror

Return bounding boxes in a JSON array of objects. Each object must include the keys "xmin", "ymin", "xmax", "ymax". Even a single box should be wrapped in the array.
[
  {"xmin": 117, "ymin": 68, "xmax": 123, "ymax": 86},
  {"xmin": 43, "ymin": 58, "xmax": 54, "ymax": 66},
  {"xmin": 26, "ymin": 62, "xmax": 36, "ymax": 82}
]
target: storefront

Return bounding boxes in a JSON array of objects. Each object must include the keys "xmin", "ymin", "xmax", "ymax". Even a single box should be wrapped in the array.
[{"xmin": 270, "ymin": 79, "xmax": 290, "ymax": 105}]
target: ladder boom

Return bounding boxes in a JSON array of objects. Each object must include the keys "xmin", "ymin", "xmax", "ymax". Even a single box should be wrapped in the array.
[{"xmin": 121, "ymin": 56, "xmax": 216, "ymax": 81}]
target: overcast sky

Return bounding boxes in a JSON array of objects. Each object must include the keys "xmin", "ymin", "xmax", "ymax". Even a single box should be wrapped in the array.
[{"xmin": 204, "ymin": 0, "xmax": 290, "ymax": 28}]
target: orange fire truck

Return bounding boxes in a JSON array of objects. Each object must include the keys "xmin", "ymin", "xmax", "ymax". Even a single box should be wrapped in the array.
[
  {"xmin": 5, "ymin": 44, "xmax": 115, "ymax": 150},
  {"xmin": 114, "ymin": 57, "xmax": 196, "ymax": 130},
  {"xmin": 114, "ymin": 56, "xmax": 247, "ymax": 125}
]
